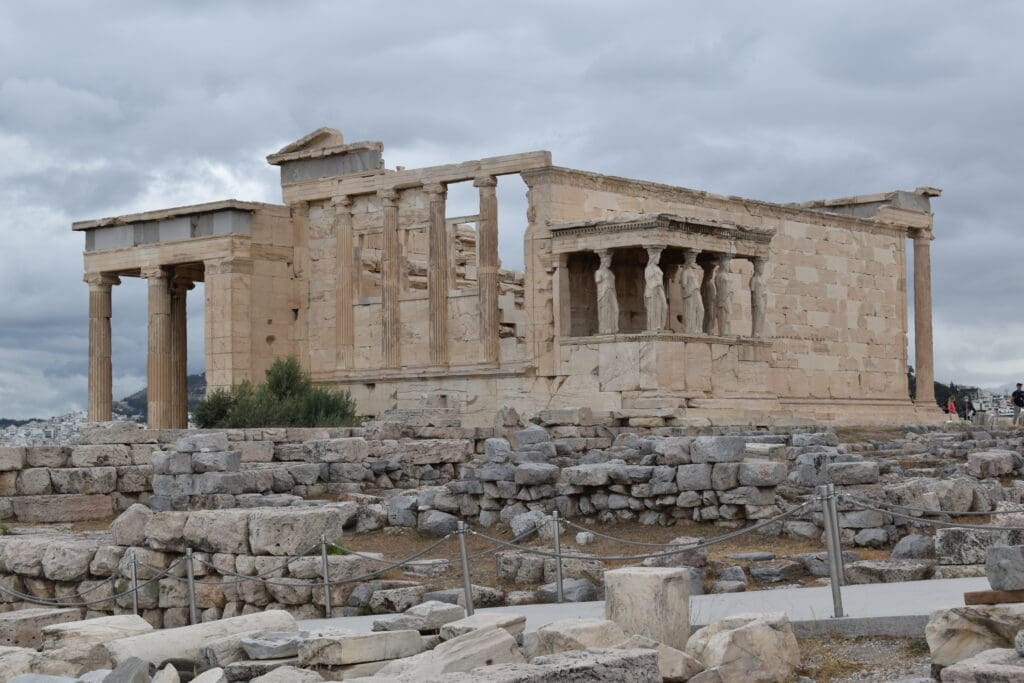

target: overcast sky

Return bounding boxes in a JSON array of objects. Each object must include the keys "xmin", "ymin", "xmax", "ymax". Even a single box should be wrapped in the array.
[{"xmin": 1, "ymin": 1, "xmax": 1022, "ymax": 418}]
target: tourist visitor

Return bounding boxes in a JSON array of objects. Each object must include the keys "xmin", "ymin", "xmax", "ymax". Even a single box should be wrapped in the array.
[
  {"xmin": 1013, "ymin": 383, "xmax": 1024, "ymax": 425},
  {"xmin": 960, "ymin": 397, "xmax": 975, "ymax": 421},
  {"xmin": 946, "ymin": 396, "xmax": 958, "ymax": 417}
]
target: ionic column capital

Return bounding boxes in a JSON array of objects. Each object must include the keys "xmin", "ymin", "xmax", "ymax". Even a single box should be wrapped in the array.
[
  {"xmin": 910, "ymin": 227, "xmax": 934, "ymax": 242},
  {"xmin": 473, "ymin": 175, "xmax": 497, "ymax": 189},
  {"xmin": 84, "ymin": 272, "xmax": 120, "ymax": 289},
  {"xmin": 140, "ymin": 266, "xmax": 168, "ymax": 281},
  {"xmin": 331, "ymin": 194, "xmax": 353, "ymax": 211},
  {"xmin": 377, "ymin": 188, "xmax": 399, "ymax": 207},
  {"xmin": 170, "ymin": 275, "xmax": 195, "ymax": 293},
  {"xmin": 422, "ymin": 182, "xmax": 447, "ymax": 199}
]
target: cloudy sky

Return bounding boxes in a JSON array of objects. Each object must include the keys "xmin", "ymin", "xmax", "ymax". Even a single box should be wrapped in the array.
[{"xmin": 1, "ymin": 1, "xmax": 1022, "ymax": 418}]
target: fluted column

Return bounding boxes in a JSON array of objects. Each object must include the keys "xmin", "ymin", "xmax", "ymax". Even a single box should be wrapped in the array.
[
  {"xmin": 750, "ymin": 257, "xmax": 768, "ymax": 338},
  {"xmin": 912, "ymin": 228, "xmax": 935, "ymax": 404},
  {"xmin": 378, "ymin": 188, "xmax": 401, "ymax": 369},
  {"xmin": 644, "ymin": 245, "xmax": 667, "ymax": 331},
  {"xmin": 143, "ymin": 266, "xmax": 172, "ymax": 428},
  {"xmin": 424, "ymin": 183, "xmax": 450, "ymax": 367},
  {"xmin": 715, "ymin": 253, "xmax": 733, "ymax": 336},
  {"xmin": 86, "ymin": 273, "xmax": 119, "ymax": 421},
  {"xmin": 333, "ymin": 195, "xmax": 355, "ymax": 370},
  {"xmin": 700, "ymin": 258, "xmax": 717, "ymax": 334},
  {"xmin": 474, "ymin": 175, "xmax": 500, "ymax": 365},
  {"xmin": 169, "ymin": 274, "xmax": 193, "ymax": 428}
]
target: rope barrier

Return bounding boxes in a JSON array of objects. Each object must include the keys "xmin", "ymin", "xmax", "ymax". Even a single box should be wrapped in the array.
[
  {"xmin": 0, "ymin": 559, "xmax": 182, "ymax": 608},
  {"xmin": 841, "ymin": 495, "xmax": 1024, "ymax": 531},
  {"xmin": 844, "ymin": 495, "xmax": 1024, "ymax": 517}
]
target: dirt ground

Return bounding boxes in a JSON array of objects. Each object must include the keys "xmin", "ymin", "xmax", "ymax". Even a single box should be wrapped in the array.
[{"xmin": 797, "ymin": 636, "xmax": 933, "ymax": 682}]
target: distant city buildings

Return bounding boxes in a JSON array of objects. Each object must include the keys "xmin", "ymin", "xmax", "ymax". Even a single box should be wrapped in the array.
[{"xmin": 0, "ymin": 411, "xmax": 139, "ymax": 446}]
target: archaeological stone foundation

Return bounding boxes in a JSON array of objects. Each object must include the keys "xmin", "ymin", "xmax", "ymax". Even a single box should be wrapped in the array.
[{"xmin": 75, "ymin": 127, "xmax": 944, "ymax": 428}]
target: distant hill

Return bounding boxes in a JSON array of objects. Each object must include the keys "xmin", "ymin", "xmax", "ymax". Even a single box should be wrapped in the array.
[
  {"xmin": 114, "ymin": 373, "xmax": 207, "ymax": 420},
  {"xmin": 0, "ymin": 418, "xmax": 39, "ymax": 428}
]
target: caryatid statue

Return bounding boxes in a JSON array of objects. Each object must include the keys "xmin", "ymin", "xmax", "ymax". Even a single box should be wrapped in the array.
[
  {"xmin": 701, "ymin": 259, "xmax": 717, "ymax": 334},
  {"xmin": 681, "ymin": 249, "xmax": 702, "ymax": 334},
  {"xmin": 750, "ymin": 257, "xmax": 768, "ymax": 337},
  {"xmin": 644, "ymin": 246, "xmax": 668, "ymax": 331},
  {"xmin": 595, "ymin": 249, "xmax": 619, "ymax": 334},
  {"xmin": 714, "ymin": 253, "xmax": 733, "ymax": 336}
]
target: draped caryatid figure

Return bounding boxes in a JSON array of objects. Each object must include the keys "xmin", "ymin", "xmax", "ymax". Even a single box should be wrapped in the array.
[
  {"xmin": 681, "ymin": 249, "xmax": 702, "ymax": 334},
  {"xmin": 595, "ymin": 249, "xmax": 619, "ymax": 334},
  {"xmin": 644, "ymin": 246, "xmax": 667, "ymax": 331}
]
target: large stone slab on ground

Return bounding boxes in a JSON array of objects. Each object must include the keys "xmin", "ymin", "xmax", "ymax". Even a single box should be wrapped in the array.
[
  {"xmin": 42, "ymin": 614, "xmax": 153, "ymax": 650},
  {"xmin": 373, "ymin": 601, "xmax": 465, "ymax": 632},
  {"xmin": 605, "ymin": 567, "xmax": 690, "ymax": 650},
  {"xmin": 248, "ymin": 507, "xmax": 346, "ymax": 555},
  {"xmin": 966, "ymin": 450, "xmax": 1016, "ymax": 479},
  {"xmin": 250, "ymin": 666, "xmax": 324, "ymax": 683},
  {"xmin": 240, "ymin": 631, "xmax": 305, "ymax": 660},
  {"xmin": 534, "ymin": 618, "xmax": 628, "ymax": 656},
  {"xmin": 439, "ymin": 613, "xmax": 527, "ymax": 641},
  {"xmin": 374, "ymin": 625, "xmax": 525, "ymax": 678},
  {"xmin": 986, "ymin": 546, "xmax": 1024, "ymax": 591},
  {"xmin": 845, "ymin": 560, "xmax": 934, "ymax": 584},
  {"xmin": 685, "ymin": 613, "xmax": 800, "ymax": 683},
  {"xmin": 105, "ymin": 610, "xmax": 296, "ymax": 666},
  {"xmin": 298, "ymin": 629, "xmax": 422, "ymax": 666},
  {"xmin": 434, "ymin": 648, "xmax": 661, "ymax": 683},
  {"xmin": 615, "ymin": 634, "xmax": 705, "ymax": 682},
  {"xmin": 0, "ymin": 608, "xmax": 81, "ymax": 648},
  {"xmin": 939, "ymin": 647, "xmax": 1024, "ymax": 682},
  {"xmin": 0, "ymin": 645, "xmax": 35, "ymax": 679},
  {"xmin": 926, "ymin": 604, "xmax": 1024, "ymax": 667}
]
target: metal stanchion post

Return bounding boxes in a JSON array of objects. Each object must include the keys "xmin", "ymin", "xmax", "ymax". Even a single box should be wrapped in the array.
[
  {"xmin": 552, "ymin": 511, "xmax": 564, "ymax": 604},
  {"xmin": 185, "ymin": 547, "xmax": 198, "ymax": 625},
  {"xmin": 321, "ymin": 535, "xmax": 332, "ymax": 618},
  {"xmin": 819, "ymin": 485, "xmax": 845, "ymax": 618},
  {"xmin": 129, "ymin": 551, "xmax": 139, "ymax": 616},
  {"xmin": 827, "ymin": 484, "xmax": 846, "ymax": 586},
  {"xmin": 457, "ymin": 522, "xmax": 475, "ymax": 616}
]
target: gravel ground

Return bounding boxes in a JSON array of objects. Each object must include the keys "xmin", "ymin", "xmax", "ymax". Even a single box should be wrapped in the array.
[{"xmin": 797, "ymin": 636, "xmax": 934, "ymax": 682}]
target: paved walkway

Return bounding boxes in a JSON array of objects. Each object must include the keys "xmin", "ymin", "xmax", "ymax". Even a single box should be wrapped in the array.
[{"xmin": 302, "ymin": 576, "xmax": 988, "ymax": 638}]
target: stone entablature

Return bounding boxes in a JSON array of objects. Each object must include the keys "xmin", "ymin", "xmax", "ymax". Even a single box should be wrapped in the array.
[{"xmin": 75, "ymin": 127, "xmax": 944, "ymax": 427}]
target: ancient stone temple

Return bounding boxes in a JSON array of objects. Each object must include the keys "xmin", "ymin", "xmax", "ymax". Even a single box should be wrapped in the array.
[{"xmin": 75, "ymin": 127, "xmax": 942, "ymax": 427}]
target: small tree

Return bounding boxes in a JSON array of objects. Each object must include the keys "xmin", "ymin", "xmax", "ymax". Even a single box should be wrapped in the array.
[{"xmin": 194, "ymin": 357, "xmax": 357, "ymax": 428}]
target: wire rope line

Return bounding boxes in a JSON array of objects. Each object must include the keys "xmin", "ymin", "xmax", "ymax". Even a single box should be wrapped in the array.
[
  {"xmin": 469, "ymin": 502, "xmax": 812, "ymax": 563},
  {"xmin": 842, "ymin": 495, "xmax": 1024, "ymax": 531},
  {"xmin": 0, "ymin": 559, "xmax": 182, "ymax": 608},
  {"xmin": 842, "ymin": 494, "xmax": 1024, "ymax": 517}
]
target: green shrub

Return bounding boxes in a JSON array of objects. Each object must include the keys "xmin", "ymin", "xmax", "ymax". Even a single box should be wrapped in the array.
[{"xmin": 193, "ymin": 357, "xmax": 357, "ymax": 428}]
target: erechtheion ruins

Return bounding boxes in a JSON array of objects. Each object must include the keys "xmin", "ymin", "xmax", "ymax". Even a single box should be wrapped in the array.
[{"xmin": 75, "ymin": 128, "xmax": 943, "ymax": 427}]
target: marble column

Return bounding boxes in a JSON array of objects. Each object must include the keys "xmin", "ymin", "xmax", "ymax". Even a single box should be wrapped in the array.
[
  {"xmin": 86, "ymin": 273, "xmax": 119, "ymax": 422},
  {"xmin": 143, "ymin": 266, "xmax": 172, "ymax": 428},
  {"xmin": 474, "ymin": 175, "xmax": 500, "ymax": 365},
  {"xmin": 680, "ymin": 249, "xmax": 701, "ymax": 334},
  {"xmin": 595, "ymin": 249, "xmax": 619, "ymax": 334},
  {"xmin": 169, "ymin": 274, "xmax": 193, "ymax": 428},
  {"xmin": 912, "ymin": 228, "xmax": 935, "ymax": 403},
  {"xmin": 701, "ymin": 258, "xmax": 718, "ymax": 335},
  {"xmin": 333, "ymin": 195, "xmax": 355, "ymax": 370},
  {"xmin": 379, "ymin": 188, "xmax": 401, "ymax": 369},
  {"xmin": 424, "ymin": 183, "xmax": 449, "ymax": 367},
  {"xmin": 714, "ymin": 253, "xmax": 733, "ymax": 336},
  {"xmin": 644, "ymin": 246, "xmax": 668, "ymax": 331},
  {"xmin": 750, "ymin": 257, "xmax": 768, "ymax": 338}
]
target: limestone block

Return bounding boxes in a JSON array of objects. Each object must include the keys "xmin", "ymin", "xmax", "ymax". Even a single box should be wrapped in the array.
[
  {"xmin": 310, "ymin": 438, "xmax": 369, "ymax": 463},
  {"xmin": 418, "ymin": 510, "xmax": 459, "ymax": 538},
  {"xmin": 374, "ymin": 625, "xmax": 525, "ymax": 678},
  {"xmin": 514, "ymin": 462, "xmax": 559, "ymax": 485},
  {"xmin": 967, "ymin": 450, "xmax": 1016, "ymax": 479},
  {"xmin": 42, "ymin": 615, "xmax": 153, "ymax": 650},
  {"xmin": 537, "ymin": 578, "xmax": 597, "ymax": 602},
  {"xmin": 369, "ymin": 585, "xmax": 427, "ymax": 614},
  {"xmin": 605, "ymin": 567, "xmax": 690, "ymax": 649},
  {"xmin": 192, "ymin": 451, "xmax": 242, "ymax": 473},
  {"xmin": 987, "ymin": 546, "xmax": 1024, "ymax": 591},
  {"xmin": 90, "ymin": 545, "xmax": 126, "ymax": 576},
  {"xmin": 2, "ymin": 535, "xmax": 50, "ymax": 576},
  {"xmin": 105, "ymin": 610, "xmax": 297, "ymax": 666},
  {"xmin": 115, "ymin": 465, "xmax": 152, "ymax": 493},
  {"xmin": 387, "ymin": 495, "xmax": 418, "ymax": 527},
  {"xmin": 183, "ymin": 510, "xmax": 250, "ymax": 554},
  {"xmin": 237, "ymin": 441, "xmax": 275, "ymax": 463},
  {"xmin": 641, "ymin": 536, "xmax": 708, "ymax": 568},
  {"xmin": 239, "ymin": 631, "xmax": 304, "ymax": 660},
  {"xmin": 250, "ymin": 666, "xmax": 323, "ymax": 683},
  {"xmin": 152, "ymin": 451, "xmax": 191, "ymax": 475},
  {"xmin": 41, "ymin": 541, "xmax": 99, "ymax": 582},
  {"xmin": 824, "ymin": 461, "xmax": 880, "ymax": 485},
  {"xmin": 32, "ymin": 641, "xmax": 113, "ymax": 677},
  {"xmin": 614, "ymin": 634, "xmax": 705, "ymax": 682},
  {"xmin": 16, "ymin": 468, "xmax": 52, "ymax": 495},
  {"xmin": 0, "ymin": 607, "xmax": 81, "ymax": 648},
  {"xmin": 936, "ymin": 528, "xmax": 1017, "ymax": 566},
  {"xmin": 191, "ymin": 472, "xmax": 243, "ymax": 495},
  {"xmin": 939, "ymin": 648, "xmax": 1024, "ymax": 682},
  {"xmin": 248, "ymin": 507, "xmax": 346, "ymax": 555},
  {"xmin": 372, "ymin": 601, "xmax": 464, "ymax": 633},
  {"xmin": 564, "ymin": 463, "xmax": 616, "ymax": 486},
  {"xmin": 676, "ymin": 464, "xmax": 712, "ymax": 491},
  {"xmin": 690, "ymin": 436, "xmax": 747, "ymax": 464},
  {"xmin": 892, "ymin": 534, "xmax": 936, "ymax": 560},
  {"xmin": 926, "ymin": 604, "xmax": 1024, "ymax": 667},
  {"xmin": 0, "ymin": 645, "xmax": 34, "ymax": 678},
  {"xmin": 685, "ymin": 613, "xmax": 800, "ymax": 683},
  {"xmin": 26, "ymin": 446, "xmax": 68, "ymax": 468},
  {"xmin": 70, "ymin": 445, "xmax": 132, "ymax": 467},
  {"xmin": 175, "ymin": 433, "xmax": 230, "ymax": 453},
  {"xmin": 145, "ymin": 512, "xmax": 189, "ymax": 552},
  {"xmin": 49, "ymin": 467, "xmax": 117, "ymax": 495},
  {"xmin": 439, "ymin": 613, "xmax": 526, "ymax": 641},
  {"xmin": 710, "ymin": 463, "xmax": 739, "ymax": 491},
  {"xmin": 297, "ymin": 629, "xmax": 422, "ymax": 666},
  {"xmin": 112, "ymin": 504, "xmax": 153, "ymax": 547},
  {"xmin": 534, "ymin": 618, "xmax": 628, "ymax": 656},
  {"xmin": 12, "ymin": 494, "xmax": 113, "ymax": 522},
  {"xmin": 738, "ymin": 460, "xmax": 788, "ymax": 487},
  {"xmin": 844, "ymin": 560, "xmax": 934, "ymax": 584},
  {"xmin": 0, "ymin": 447, "xmax": 27, "ymax": 472}
]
